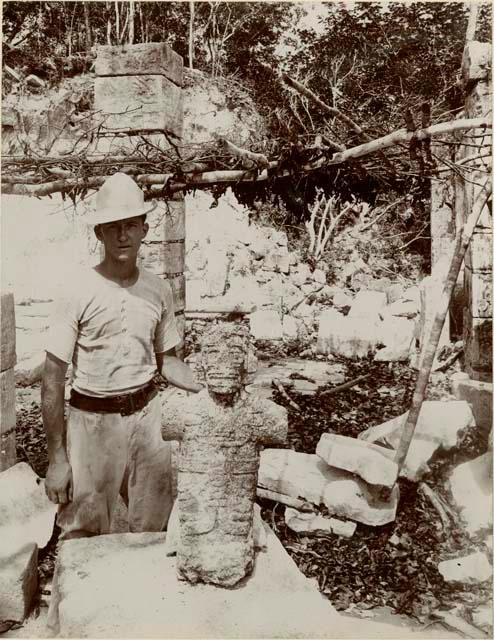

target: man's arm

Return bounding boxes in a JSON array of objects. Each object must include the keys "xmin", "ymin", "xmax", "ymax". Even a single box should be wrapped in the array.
[
  {"xmin": 41, "ymin": 352, "xmax": 72, "ymax": 504},
  {"xmin": 156, "ymin": 348, "xmax": 203, "ymax": 393}
]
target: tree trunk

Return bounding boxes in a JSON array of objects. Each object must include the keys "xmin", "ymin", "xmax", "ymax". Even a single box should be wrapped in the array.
[
  {"xmin": 188, "ymin": 1, "xmax": 195, "ymax": 70},
  {"xmin": 83, "ymin": 2, "xmax": 91, "ymax": 52},
  {"xmin": 128, "ymin": 0, "xmax": 135, "ymax": 45}
]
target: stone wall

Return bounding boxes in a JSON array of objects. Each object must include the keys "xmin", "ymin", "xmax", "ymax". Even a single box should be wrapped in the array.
[
  {"xmin": 458, "ymin": 42, "xmax": 492, "ymax": 382},
  {"xmin": 0, "ymin": 292, "xmax": 17, "ymax": 470}
]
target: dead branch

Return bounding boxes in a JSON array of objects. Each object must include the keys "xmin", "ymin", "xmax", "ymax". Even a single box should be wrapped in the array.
[
  {"xmin": 418, "ymin": 482, "xmax": 451, "ymax": 533},
  {"xmin": 320, "ymin": 374, "xmax": 370, "ymax": 397},
  {"xmin": 358, "ymin": 197, "xmax": 405, "ymax": 233},
  {"xmin": 431, "ymin": 610, "xmax": 488, "ymax": 639},
  {"xmin": 273, "ymin": 378, "xmax": 301, "ymax": 412},
  {"xmin": 256, "ymin": 488, "xmax": 316, "ymax": 513},
  {"xmin": 219, "ymin": 138, "xmax": 269, "ymax": 170},
  {"xmin": 306, "ymin": 191, "xmax": 356, "ymax": 260}
]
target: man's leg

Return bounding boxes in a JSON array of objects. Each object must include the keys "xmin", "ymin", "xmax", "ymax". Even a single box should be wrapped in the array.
[
  {"xmin": 126, "ymin": 395, "xmax": 174, "ymax": 532},
  {"xmin": 57, "ymin": 407, "xmax": 128, "ymax": 540}
]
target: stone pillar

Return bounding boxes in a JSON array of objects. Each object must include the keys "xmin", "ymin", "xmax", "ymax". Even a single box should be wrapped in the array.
[
  {"xmin": 1, "ymin": 291, "xmax": 17, "ymax": 471},
  {"xmin": 94, "ymin": 43, "xmax": 186, "ymax": 348},
  {"xmin": 459, "ymin": 42, "xmax": 492, "ymax": 381}
]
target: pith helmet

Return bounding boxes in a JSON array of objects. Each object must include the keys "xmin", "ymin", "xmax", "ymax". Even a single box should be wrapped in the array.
[{"xmin": 87, "ymin": 172, "xmax": 156, "ymax": 225}]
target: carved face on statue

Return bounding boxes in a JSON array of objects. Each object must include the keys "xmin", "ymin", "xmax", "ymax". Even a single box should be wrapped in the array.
[{"xmin": 201, "ymin": 323, "xmax": 249, "ymax": 396}]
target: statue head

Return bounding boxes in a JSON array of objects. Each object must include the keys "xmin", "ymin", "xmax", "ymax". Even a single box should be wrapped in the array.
[{"xmin": 200, "ymin": 322, "xmax": 249, "ymax": 396}]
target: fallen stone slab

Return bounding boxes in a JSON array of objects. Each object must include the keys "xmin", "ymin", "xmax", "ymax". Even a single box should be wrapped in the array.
[
  {"xmin": 438, "ymin": 551, "xmax": 492, "ymax": 585},
  {"xmin": 48, "ymin": 526, "xmax": 354, "ymax": 639},
  {"xmin": 358, "ymin": 401, "xmax": 476, "ymax": 481},
  {"xmin": 348, "ymin": 290, "xmax": 387, "ymax": 321},
  {"xmin": 316, "ymin": 433, "xmax": 398, "ymax": 488},
  {"xmin": 0, "ymin": 542, "xmax": 38, "ymax": 622},
  {"xmin": 284, "ymin": 508, "xmax": 356, "ymax": 538},
  {"xmin": 259, "ymin": 449, "xmax": 399, "ymax": 526},
  {"xmin": 447, "ymin": 452, "xmax": 493, "ymax": 536},
  {"xmin": 317, "ymin": 309, "xmax": 380, "ymax": 359},
  {"xmin": 450, "ymin": 372, "xmax": 492, "ymax": 437},
  {"xmin": 471, "ymin": 603, "xmax": 493, "ymax": 631},
  {"xmin": 0, "ymin": 462, "xmax": 57, "ymax": 558},
  {"xmin": 374, "ymin": 317, "xmax": 415, "ymax": 362},
  {"xmin": 249, "ymin": 309, "xmax": 283, "ymax": 340}
]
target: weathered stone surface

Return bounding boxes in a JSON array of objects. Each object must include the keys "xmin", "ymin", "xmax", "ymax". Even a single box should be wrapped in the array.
[
  {"xmin": 359, "ymin": 401, "xmax": 476, "ymax": 481},
  {"xmin": 316, "ymin": 433, "xmax": 398, "ymax": 488},
  {"xmin": 48, "ymin": 526, "xmax": 350, "ymax": 639},
  {"xmin": 465, "ymin": 231, "xmax": 493, "ymax": 272},
  {"xmin": 375, "ymin": 317, "xmax": 415, "ymax": 362},
  {"xmin": 166, "ymin": 275, "xmax": 186, "ymax": 313},
  {"xmin": 418, "ymin": 275, "xmax": 451, "ymax": 351},
  {"xmin": 464, "ymin": 267, "xmax": 492, "ymax": 318},
  {"xmin": 384, "ymin": 299, "xmax": 419, "ymax": 319},
  {"xmin": 14, "ymin": 352, "xmax": 45, "ymax": 387},
  {"xmin": 291, "ymin": 263, "xmax": 312, "ymax": 287},
  {"xmin": 348, "ymin": 290, "xmax": 387, "ymax": 321},
  {"xmin": 447, "ymin": 452, "xmax": 492, "ymax": 536},
  {"xmin": 262, "ymin": 249, "xmax": 290, "ymax": 274},
  {"xmin": 282, "ymin": 315, "xmax": 298, "ymax": 340},
  {"xmin": 1, "ymin": 291, "xmax": 16, "ymax": 371},
  {"xmin": 0, "ymin": 543, "xmax": 38, "ymax": 622},
  {"xmin": 464, "ymin": 315, "xmax": 492, "ymax": 382},
  {"xmin": 161, "ymin": 324, "xmax": 288, "ymax": 587},
  {"xmin": 471, "ymin": 604, "xmax": 493, "ymax": 631},
  {"xmin": 317, "ymin": 308, "xmax": 380, "ymax": 359},
  {"xmin": 312, "ymin": 269, "xmax": 326, "ymax": 285},
  {"xmin": 0, "ymin": 368, "xmax": 16, "ymax": 436},
  {"xmin": 250, "ymin": 309, "xmax": 283, "ymax": 341},
  {"xmin": 284, "ymin": 508, "xmax": 356, "ymax": 538},
  {"xmin": 94, "ymin": 75, "xmax": 183, "ymax": 136},
  {"xmin": 140, "ymin": 240, "xmax": 185, "ymax": 276},
  {"xmin": 461, "ymin": 41, "xmax": 492, "ymax": 84},
  {"xmin": 0, "ymin": 462, "xmax": 57, "ymax": 558},
  {"xmin": 145, "ymin": 200, "xmax": 186, "ymax": 243},
  {"xmin": 0, "ymin": 430, "xmax": 17, "ymax": 471},
  {"xmin": 95, "ymin": 43, "xmax": 183, "ymax": 86},
  {"xmin": 332, "ymin": 290, "xmax": 353, "ymax": 310},
  {"xmin": 438, "ymin": 551, "xmax": 492, "ymax": 584},
  {"xmin": 450, "ymin": 372, "xmax": 492, "ymax": 435},
  {"xmin": 259, "ymin": 449, "xmax": 399, "ymax": 526}
]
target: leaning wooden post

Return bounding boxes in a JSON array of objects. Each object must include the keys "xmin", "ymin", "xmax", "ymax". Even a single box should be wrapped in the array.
[
  {"xmin": 395, "ymin": 180, "xmax": 492, "ymax": 471},
  {"xmin": 94, "ymin": 43, "xmax": 186, "ymax": 352},
  {"xmin": 1, "ymin": 291, "xmax": 17, "ymax": 471}
]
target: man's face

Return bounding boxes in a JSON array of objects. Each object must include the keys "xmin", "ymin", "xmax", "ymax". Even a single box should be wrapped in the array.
[
  {"xmin": 202, "ymin": 336, "xmax": 246, "ymax": 395},
  {"xmin": 95, "ymin": 216, "xmax": 148, "ymax": 263}
]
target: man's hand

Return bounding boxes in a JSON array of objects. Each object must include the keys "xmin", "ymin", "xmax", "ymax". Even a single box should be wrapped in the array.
[
  {"xmin": 156, "ymin": 351, "xmax": 204, "ymax": 393},
  {"xmin": 45, "ymin": 459, "xmax": 73, "ymax": 504}
]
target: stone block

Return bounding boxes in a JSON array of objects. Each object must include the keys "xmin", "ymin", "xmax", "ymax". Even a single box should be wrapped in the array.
[
  {"xmin": 284, "ymin": 508, "xmax": 356, "ymax": 538},
  {"xmin": 94, "ymin": 75, "xmax": 183, "ymax": 137},
  {"xmin": 461, "ymin": 41, "xmax": 492, "ymax": 85},
  {"xmin": 145, "ymin": 200, "xmax": 185, "ymax": 243},
  {"xmin": 95, "ymin": 43, "xmax": 183, "ymax": 86},
  {"xmin": 47, "ymin": 526, "xmax": 349, "ymax": 639},
  {"xmin": 465, "ymin": 231, "xmax": 493, "ymax": 272},
  {"xmin": 375, "ymin": 317, "xmax": 416, "ymax": 362},
  {"xmin": 464, "ymin": 315, "xmax": 492, "ymax": 382},
  {"xmin": 418, "ymin": 275, "xmax": 450, "ymax": 348},
  {"xmin": 262, "ymin": 251, "xmax": 290, "ymax": 274},
  {"xmin": 15, "ymin": 352, "xmax": 45, "ymax": 387},
  {"xmin": 332, "ymin": 290, "xmax": 353, "ymax": 310},
  {"xmin": 282, "ymin": 315, "xmax": 298, "ymax": 340},
  {"xmin": 447, "ymin": 452, "xmax": 492, "ymax": 536},
  {"xmin": 1, "ymin": 291, "xmax": 16, "ymax": 371},
  {"xmin": 348, "ymin": 290, "xmax": 387, "ymax": 321},
  {"xmin": 166, "ymin": 275, "xmax": 186, "ymax": 313},
  {"xmin": 450, "ymin": 373, "xmax": 492, "ymax": 435},
  {"xmin": 438, "ymin": 551, "xmax": 492, "ymax": 584},
  {"xmin": 316, "ymin": 433, "xmax": 398, "ymax": 488},
  {"xmin": 0, "ymin": 462, "xmax": 57, "ymax": 557},
  {"xmin": 464, "ymin": 267, "xmax": 492, "ymax": 318},
  {"xmin": 250, "ymin": 309, "xmax": 283, "ymax": 341},
  {"xmin": 359, "ymin": 401, "xmax": 476, "ymax": 481},
  {"xmin": 0, "ymin": 543, "xmax": 38, "ymax": 622},
  {"xmin": 0, "ymin": 430, "xmax": 17, "ymax": 471},
  {"xmin": 259, "ymin": 449, "xmax": 399, "ymax": 526},
  {"xmin": 0, "ymin": 368, "xmax": 16, "ymax": 436},
  {"xmin": 317, "ymin": 308, "xmax": 379, "ymax": 359},
  {"xmin": 140, "ymin": 240, "xmax": 185, "ymax": 277}
]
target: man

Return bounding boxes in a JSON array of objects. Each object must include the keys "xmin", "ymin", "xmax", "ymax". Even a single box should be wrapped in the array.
[{"xmin": 42, "ymin": 172, "xmax": 202, "ymax": 540}]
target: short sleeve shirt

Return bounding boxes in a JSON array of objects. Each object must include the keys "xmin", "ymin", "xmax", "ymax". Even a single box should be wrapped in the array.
[{"xmin": 45, "ymin": 267, "xmax": 181, "ymax": 397}]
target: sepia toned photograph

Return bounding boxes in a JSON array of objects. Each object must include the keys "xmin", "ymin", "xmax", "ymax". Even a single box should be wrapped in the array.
[{"xmin": 1, "ymin": 1, "xmax": 492, "ymax": 638}]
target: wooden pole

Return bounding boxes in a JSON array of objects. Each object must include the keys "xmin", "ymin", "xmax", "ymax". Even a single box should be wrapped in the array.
[{"xmin": 394, "ymin": 179, "xmax": 491, "ymax": 471}]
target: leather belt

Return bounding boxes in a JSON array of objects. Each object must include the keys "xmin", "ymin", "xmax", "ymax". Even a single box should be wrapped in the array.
[{"xmin": 69, "ymin": 381, "xmax": 158, "ymax": 417}]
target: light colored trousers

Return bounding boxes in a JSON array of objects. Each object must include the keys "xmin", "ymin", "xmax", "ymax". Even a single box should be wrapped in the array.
[{"xmin": 57, "ymin": 394, "xmax": 174, "ymax": 540}]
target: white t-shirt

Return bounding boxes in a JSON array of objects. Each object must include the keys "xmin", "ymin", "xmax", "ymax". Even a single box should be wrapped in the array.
[{"xmin": 45, "ymin": 267, "xmax": 181, "ymax": 397}]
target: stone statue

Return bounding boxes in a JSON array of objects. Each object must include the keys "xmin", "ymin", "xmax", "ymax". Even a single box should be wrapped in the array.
[{"xmin": 161, "ymin": 322, "xmax": 287, "ymax": 587}]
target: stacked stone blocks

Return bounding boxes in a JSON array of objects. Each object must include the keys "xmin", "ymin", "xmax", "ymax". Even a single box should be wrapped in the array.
[{"xmin": 1, "ymin": 291, "xmax": 17, "ymax": 471}]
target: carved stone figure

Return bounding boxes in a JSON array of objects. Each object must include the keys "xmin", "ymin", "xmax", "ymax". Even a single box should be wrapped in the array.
[{"xmin": 161, "ymin": 322, "xmax": 287, "ymax": 587}]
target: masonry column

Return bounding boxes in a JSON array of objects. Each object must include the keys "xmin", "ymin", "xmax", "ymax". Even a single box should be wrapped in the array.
[
  {"xmin": 1, "ymin": 291, "xmax": 17, "ymax": 470},
  {"xmin": 459, "ymin": 42, "xmax": 492, "ymax": 382},
  {"xmin": 94, "ymin": 43, "xmax": 186, "ymax": 350}
]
